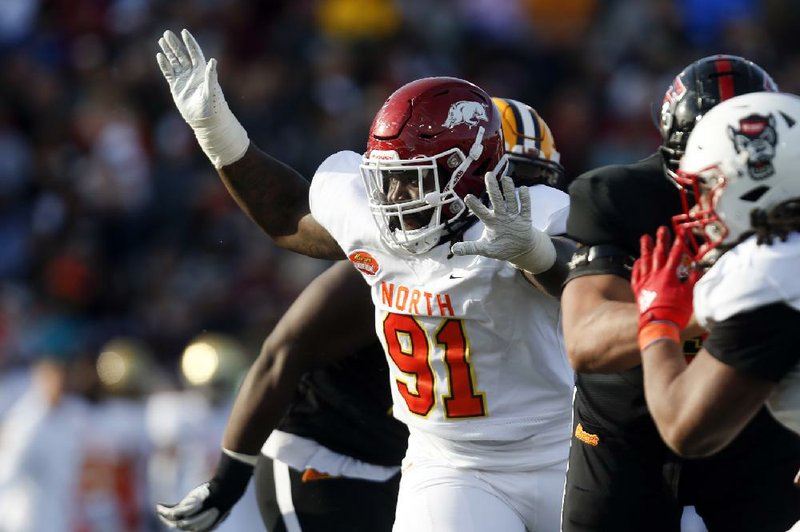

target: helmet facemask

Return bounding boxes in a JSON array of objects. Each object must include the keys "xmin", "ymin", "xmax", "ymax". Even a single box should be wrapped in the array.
[
  {"xmin": 672, "ymin": 164, "xmax": 730, "ymax": 267},
  {"xmin": 362, "ymin": 126, "xmax": 504, "ymax": 254}
]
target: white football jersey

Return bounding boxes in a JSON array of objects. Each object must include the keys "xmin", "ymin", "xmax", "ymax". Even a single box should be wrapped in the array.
[
  {"xmin": 309, "ymin": 151, "xmax": 574, "ymax": 468},
  {"xmin": 694, "ymin": 233, "xmax": 800, "ymax": 434}
]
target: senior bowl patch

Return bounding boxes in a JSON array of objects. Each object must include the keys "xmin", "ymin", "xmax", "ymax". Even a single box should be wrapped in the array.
[{"xmin": 349, "ymin": 250, "xmax": 380, "ymax": 276}]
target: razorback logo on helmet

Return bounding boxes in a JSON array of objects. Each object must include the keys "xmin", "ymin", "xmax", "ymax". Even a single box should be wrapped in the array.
[
  {"xmin": 442, "ymin": 101, "xmax": 488, "ymax": 128},
  {"xmin": 348, "ymin": 250, "xmax": 380, "ymax": 276},
  {"xmin": 728, "ymin": 113, "xmax": 777, "ymax": 180}
]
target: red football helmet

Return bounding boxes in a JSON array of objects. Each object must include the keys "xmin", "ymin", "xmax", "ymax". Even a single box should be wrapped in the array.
[{"xmin": 360, "ymin": 77, "xmax": 505, "ymax": 254}]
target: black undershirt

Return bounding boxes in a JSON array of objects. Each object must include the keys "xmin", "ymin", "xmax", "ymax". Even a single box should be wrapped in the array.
[
  {"xmin": 705, "ymin": 302, "xmax": 800, "ymax": 382},
  {"xmin": 277, "ymin": 342, "xmax": 408, "ymax": 467}
]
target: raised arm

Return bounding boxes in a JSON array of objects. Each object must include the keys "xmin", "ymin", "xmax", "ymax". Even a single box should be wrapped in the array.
[
  {"xmin": 217, "ymin": 144, "xmax": 345, "ymax": 259},
  {"xmin": 156, "ymin": 261, "xmax": 375, "ymax": 531},
  {"xmin": 156, "ymin": 28, "xmax": 343, "ymax": 260}
]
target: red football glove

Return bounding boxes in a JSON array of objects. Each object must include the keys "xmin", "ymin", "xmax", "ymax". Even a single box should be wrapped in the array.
[{"xmin": 631, "ymin": 226, "xmax": 699, "ymax": 331}]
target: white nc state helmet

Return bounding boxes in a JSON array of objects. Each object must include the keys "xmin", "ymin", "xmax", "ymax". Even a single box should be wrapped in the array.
[{"xmin": 673, "ymin": 91, "xmax": 800, "ymax": 262}]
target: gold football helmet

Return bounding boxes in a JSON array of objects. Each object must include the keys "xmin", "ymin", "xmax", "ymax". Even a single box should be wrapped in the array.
[{"xmin": 492, "ymin": 97, "xmax": 566, "ymax": 190}]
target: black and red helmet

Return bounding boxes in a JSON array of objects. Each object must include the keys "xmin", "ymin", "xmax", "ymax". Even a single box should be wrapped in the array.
[
  {"xmin": 361, "ymin": 77, "xmax": 505, "ymax": 253},
  {"xmin": 659, "ymin": 54, "xmax": 777, "ymax": 183}
]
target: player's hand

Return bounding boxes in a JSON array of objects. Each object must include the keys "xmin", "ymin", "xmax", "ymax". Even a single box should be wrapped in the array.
[
  {"xmin": 156, "ymin": 452, "xmax": 254, "ymax": 531},
  {"xmin": 156, "ymin": 29, "xmax": 248, "ymax": 168},
  {"xmin": 156, "ymin": 481, "xmax": 231, "ymax": 531},
  {"xmin": 451, "ymin": 172, "xmax": 556, "ymax": 274},
  {"xmin": 157, "ymin": 29, "xmax": 220, "ymax": 127},
  {"xmin": 631, "ymin": 226, "xmax": 699, "ymax": 331}
]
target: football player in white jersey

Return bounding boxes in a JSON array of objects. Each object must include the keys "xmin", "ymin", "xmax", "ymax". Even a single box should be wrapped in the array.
[
  {"xmin": 629, "ymin": 91, "xmax": 800, "ymax": 461},
  {"xmin": 155, "ymin": 28, "xmax": 575, "ymax": 531}
]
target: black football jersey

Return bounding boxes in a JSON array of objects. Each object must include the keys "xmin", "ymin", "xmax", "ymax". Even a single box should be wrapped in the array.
[
  {"xmin": 566, "ymin": 153, "xmax": 681, "ymax": 263},
  {"xmin": 566, "ymin": 153, "xmax": 682, "ymax": 437},
  {"xmin": 276, "ymin": 342, "xmax": 408, "ymax": 467}
]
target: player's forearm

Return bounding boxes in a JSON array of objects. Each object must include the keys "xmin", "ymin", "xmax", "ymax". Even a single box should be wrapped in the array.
[
  {"xmin": 640, "ymin": 340, "xmax": 700, "ymax": 453},
  {"xmin": 217, "ymin": 144, "xmax": 309, "ymax": 239},
  {"xmin": 563, "ymin": 300, "xmax": 641, "ymax": 372},
  {"xmin": 222, "ymin": 341, "xmax": 306, "ymax": 454},
  {"xmin": 525, "ymin": 236, "xmax": 576, "ymax": 298},
  {"xmin": 217, "ymin": 145, "xmax": 344, "ymax": 259},
  {"xmin": 642, "ymin": 345, "xmax": 775, "ymax": 458},
  {"xmin": 640, "ymin": 344, "xmax": 742, "ymax": 458},
  {"xmin": 222, "ymin": 262, "xmax": 375, "ymax": 454}
]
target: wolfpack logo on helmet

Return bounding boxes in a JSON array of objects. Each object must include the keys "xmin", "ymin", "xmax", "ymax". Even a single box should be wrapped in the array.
[
  {"xmin": 442, "ymin": 101, "xmax": 488, "ymax": 128},
  {"xmin": 728, "ymin": 113, "xmax": 778, "ymax": 180}
]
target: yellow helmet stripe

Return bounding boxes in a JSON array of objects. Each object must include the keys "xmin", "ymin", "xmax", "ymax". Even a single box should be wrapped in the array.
[
  {"xmin": 492, "ymin": 96, "xmax": 561, "ymax": 165},
  {"xmin": 508, "ymin": 98, "xmax": 540, "ymax": 154}
]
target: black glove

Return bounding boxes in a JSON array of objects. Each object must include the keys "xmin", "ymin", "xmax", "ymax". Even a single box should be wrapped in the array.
[{"xmin": 156, "ymin": 451, "xmax": 255, "ymax": 531}]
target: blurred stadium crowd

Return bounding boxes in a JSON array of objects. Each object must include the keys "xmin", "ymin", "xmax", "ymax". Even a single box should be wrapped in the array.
[{"xmin": 0, "ymin": 0, "xmax": 798, "ymax": 530}]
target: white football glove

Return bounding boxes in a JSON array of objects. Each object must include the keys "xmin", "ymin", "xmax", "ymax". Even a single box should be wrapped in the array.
[
  {"xmin": 451, "ymin": 172, "xmax": 556, "ymax": 274},
  {"xmin": 156, "ymin": 482, "xmax": 229, "ymax": 531},
  {"xmin": 156, "ymin": 28, "xmax": 249, "ymax": 168},
  {"xmin": 156, "ymin": 451, "xmax": 254, "ymax": 531}
]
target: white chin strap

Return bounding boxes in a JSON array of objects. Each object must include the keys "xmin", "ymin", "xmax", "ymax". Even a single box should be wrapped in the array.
[
  {"xmin": 424, "ymin": 191, "xmax": 442, "ymax": 206},
  {"xmin": 450, "ymin": 126, "xmax": 485, "ymax": 187}
]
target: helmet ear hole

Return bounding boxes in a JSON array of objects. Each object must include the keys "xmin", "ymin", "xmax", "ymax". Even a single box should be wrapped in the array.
[
  {"xmin": 472, "ymin": 158, "xmax": 491, "ymax": 178},
  {"xmin": 739, "ymin": 186, "xmax": 770, "ymax": 202}
]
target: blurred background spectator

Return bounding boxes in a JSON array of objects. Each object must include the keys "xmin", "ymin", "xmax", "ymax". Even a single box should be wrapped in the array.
[{"xmin": 0, "ymin": 0, "xmax": 797, "ymax": 529}]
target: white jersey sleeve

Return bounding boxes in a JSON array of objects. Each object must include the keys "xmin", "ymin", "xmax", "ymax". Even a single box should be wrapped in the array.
[
  {"xmin": 694, "ymin": 234, "xmax": 800, "ymax": 436},
  {"xmin": 309, "ymin": 150, "xmax": 370, "ymax": 239},
  {"xmin": 694, "ymin": 233, "xmax": 800, "ymax": 327},
  {"xmin": 526, "ymin": 184, "xmax": 570, "ymax": 236}
]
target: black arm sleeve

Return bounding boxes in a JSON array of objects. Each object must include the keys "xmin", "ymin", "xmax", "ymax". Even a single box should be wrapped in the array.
[
  {"xmin": 704, "ymin": 303, "xmax": 800, "ymax": 382},
  {"xmin": 566, "ymin": 244, "xmax": 635, "ymax": 282}
]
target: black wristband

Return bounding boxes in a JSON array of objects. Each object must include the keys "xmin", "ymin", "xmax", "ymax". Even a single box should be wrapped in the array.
[{"xmin": 210, "ymin": 452, "xmax": 255, "ymax": 507}]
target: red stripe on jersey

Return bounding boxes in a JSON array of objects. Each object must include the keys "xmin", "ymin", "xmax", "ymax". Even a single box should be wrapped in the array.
[{"xmin": 715, "ymin": 58, "xmax": 735, "ymax": 101}]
